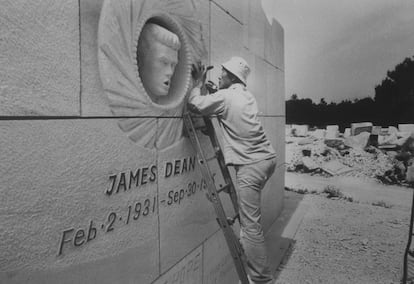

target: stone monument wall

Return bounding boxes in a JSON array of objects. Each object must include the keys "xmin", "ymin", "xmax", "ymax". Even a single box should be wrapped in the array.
[{"xmin": 0, "ymin": 0, "xmax": 285, "ymax": 283}]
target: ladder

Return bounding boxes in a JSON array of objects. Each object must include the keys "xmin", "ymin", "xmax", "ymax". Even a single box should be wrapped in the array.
[
  {"xmin": 183, "ymin": 112, "xmax": 250, "ymax": 284},
  {"xmin": 403, "ymin": 181, "xmax": 414, "ymax": 284}
]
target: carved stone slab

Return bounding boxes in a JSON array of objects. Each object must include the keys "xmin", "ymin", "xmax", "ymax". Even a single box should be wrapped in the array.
[
  {"xmin": 157, "ymin": 136, "xmax": 218, "ymax": 272},
  {"xmin": 209, "ymin": 2, "xmax": 244, "ymax": 87},
  {"xmin": 97, "ymin": 0, "xmax": 207, "ymax": 149},
  {"xmin": 261, "ymin": 117, "xmax": 286, "ymax": 230},
  {"xmin": 265, "ymin": 19, "xmax": 284, "ymax": 70},
  {"xmin": 0, "ymin": 0, "xmax": 80, "ymax": 116},
  {"xmin": 0, "ymin": 120, "xmax": 159, "ymax": 284},
  {"xmin": 203, "ymin": 230, "xmax": 238, "ymax": 284},
  {"xmin": 211, "ymin": 0, "xmax": 247, "ymax": 24},
  {"xmin": 266, "ymin": 62, "xmax": 285, "ymax": 116},
  {"xmin": 153, "ymin": 245, "xmax": 203, "ymax": 284}
]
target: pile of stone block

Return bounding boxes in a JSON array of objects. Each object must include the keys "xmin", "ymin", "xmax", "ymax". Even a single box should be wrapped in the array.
[{"xmin": 286, "ymin": 122, "xmax": 414, "ymax": 184}]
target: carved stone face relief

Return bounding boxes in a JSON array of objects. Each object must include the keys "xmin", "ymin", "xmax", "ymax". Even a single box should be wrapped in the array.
[
  {"xmin": 137, "ymin": 23, "xmax": 180, "ymax": 101},
  {"xmin": 98, "ymin": 0, "xmax": 207, "ymax": 149}
]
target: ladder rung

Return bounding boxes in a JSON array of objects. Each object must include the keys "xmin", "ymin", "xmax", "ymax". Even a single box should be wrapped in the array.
[
  {"xmin": 194, "ymin": 125, "xmax": 207, "ymax": 131},
  {"xmin": 206, "ymin": 155, "xmax": 217, "ymax": 162},
  {"xmin": 184, "ymin": 113, "xmax": 249, "ymax": 283},
  {"xmin": 218, "ymin": 184, "xmax": 230, "ymax": 193},
  {"xmin": 227, "ymin": 214, "xmax": 240, "ymax": 226}
]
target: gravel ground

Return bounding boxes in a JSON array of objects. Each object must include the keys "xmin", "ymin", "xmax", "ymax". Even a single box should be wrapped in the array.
[{"xmin": 274, "ymin": 174, "xmax": 413, "ymax": 284}]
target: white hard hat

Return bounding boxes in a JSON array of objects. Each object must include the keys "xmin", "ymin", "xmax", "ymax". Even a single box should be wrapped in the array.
[{"xmin": 221, "ymin": 56, "xmax": 250, "ymax": 85}]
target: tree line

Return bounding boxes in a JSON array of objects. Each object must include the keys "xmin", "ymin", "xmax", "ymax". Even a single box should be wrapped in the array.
[{"xmin": 286, "ymin": 56, "xmax": 414, "ymax": 132}]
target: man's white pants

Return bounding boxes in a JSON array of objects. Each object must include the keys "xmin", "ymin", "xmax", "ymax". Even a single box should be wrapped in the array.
[{"xmin": 235, "ymin": 157, "xmax": 277, "ymax": 284}]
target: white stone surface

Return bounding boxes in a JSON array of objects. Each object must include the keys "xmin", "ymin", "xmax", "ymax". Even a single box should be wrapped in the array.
[
  {"xmin": 344, "ymin": 128, "xmax": 351, "ymax": 137},
  {"xmin": 351, "ymin": 122, "xmax": 373, "ymax": 136},
  {"xmin": 266, "ymin": 62, "xmax": 285, "ymax": 116},
  {"xmin": 265, "ymin": 19, "xmax": 284, "ymax": 70},
  {"xmin": 292, "ymin": 124, "xmax": 309, "ymax": 137},
  {"xmin": 326, "ymin": 125, "xmax": 339, "ymax": 139},
  {"xmin": 158, "ymin": 137, "xmax": 218, "ymax": 273},
  {"xmin": 0, "ymin": 0, "xmax": 80, "ymax": 116},
  {"xmin": 210, "ymin": 2, "xmax": 244, "ymax": 85},
  {"xmin": 389, "ymin": 126, "xmax": 399, "ymax": 134},
  {"xmin": 193, "ymin": 0, "xmax": 211, "ymax": 65},
  {"xmin": 80, "ymin": 0, "xmax": 111, "ymax": 116},
  {"xmin": 211, "ymin": 0, "xmax": 246, "ymax": 24},
  {"xmin": 243, "ymin": 0, "xmax": 267, "ymax": 59},
  {"xmin": 153, "ymin": 246, "xmax": 203, "ymax": 284},
  {"xmin": 249, "ymin": 55, "xmax": 268, "ymax": 115},
  {"xmin": 203, "ymin": 230, "xmax": 238, "ymax": 284},
  {"xmin": 239, "ymin": 49, "xmax": 285, "ymax": 116},
  {"xmin": 326, "ymin": 125, "xmax": 339, "ymax": 132},
  {"xmin": 398, "ymin": 124, "xmax": 414, "ymax": 134},
  {"xmin": 262, "ymin": 117, "xmax": 285, "ymax": 231},
  {"xmin": 310, "ymin": 129, "xmax": 326, "ymax": 139},
  {"xmin": 0, "ymin": 120, "xmax": 158, "ymax": 283}
]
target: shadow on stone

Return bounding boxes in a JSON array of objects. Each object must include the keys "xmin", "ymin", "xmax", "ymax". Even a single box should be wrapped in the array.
[{"xmin": 265, "ymin": 190, "xmax": 306, "ymax": 278}]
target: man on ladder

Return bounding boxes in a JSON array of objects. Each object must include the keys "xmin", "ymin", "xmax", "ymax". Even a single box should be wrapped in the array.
[{"xmin": 188, "ymin": 57, "xmax": 277, "ymax": 284}]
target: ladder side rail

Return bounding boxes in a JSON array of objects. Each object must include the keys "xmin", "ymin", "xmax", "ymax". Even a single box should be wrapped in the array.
[
  {"xmin": 203, "ymin": 116, "xmax": 240, "ymax": 215},
  {"xmin": 183, "ymin": 113, "xmax": 250, "ymax": 284}
]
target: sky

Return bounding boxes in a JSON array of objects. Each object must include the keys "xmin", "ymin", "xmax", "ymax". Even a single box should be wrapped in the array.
[{"xmin": 261, "ymin": 0, "xmax": 414, "ymax": 103}]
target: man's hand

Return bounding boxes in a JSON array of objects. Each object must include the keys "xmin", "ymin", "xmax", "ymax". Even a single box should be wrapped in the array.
[
  {"xmin": 191, "ymin": 62, "xmax": 213, "ymax": 89},
  {"xmin": 205, "ymin": 80, "xmax": 218, "ymax": 93}
]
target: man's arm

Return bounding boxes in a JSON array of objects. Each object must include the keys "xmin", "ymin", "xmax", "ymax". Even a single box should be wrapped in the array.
[
  {"xmin": 188, "ymin": 87, "xmax": 225, "ymax": 116},
  {"xmin": 189, "ymin": 63, "xmax": 225, "ymax": 116}
]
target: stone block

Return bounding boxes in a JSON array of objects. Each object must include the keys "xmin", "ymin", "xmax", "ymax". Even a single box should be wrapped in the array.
[
  {"xmin": 264, "ymin": 19, "xmax": 284, "ymax": 70},
  {"xmin": 326, "ymin": 125, "xmax": 339, "ymax": 139},
  {"xmin": 261, "ymin": 117, "xmax": 285, "ymax": 231},
  {"xmin": 263, "ymin": 18, "xmax": 283, "ymax": 67},
  {"xmin": 249, "ymin": 56, "xmax": 267, "ymax": 115},
  {"xmin": 389, "ymin": 126, "xmax": 399, "ymax": 134},
  {"xmin": 344, "ymin": 132, "xmax": 371, "ymax": 149},
  {"xmin": 0, "ymin": 119, "xmax": 158, "ymax": 283},
  {"xmin": 326, "ymin": 125, "xmax": 339, "ymax": 132},
  {"xmin": 372, "ymin": 126, "xmax": 381, "ymax": 135},
  {"xmin": 0, "ymin": 0, "xmax": 80, "ymax": 116},
  {"xmin": 262, "ymin": 164, "xmax": 285, "ymax": 232},
  {"xmin": 80, "ymin": 0, "xmax": 111, "ymax": 116},
  {"xmin": 292, "ymin": 124, "xmax": 309, "ymax": 137},
  {"xmin": 153, "ymin": 246, "xmax": 203, "ymax": 284},
  {"xmin": 398, "ymin": 124, "xmax": 414, "ymax": 134},
  {"xmin": 193, "ymin": 0, "xmax": 210, "ymax": 64},
  {"xmin": 265, "ymin": 19, "xmax": 285, "ymax": 71},
  {"xmin": 310, "ymin": 129, "xmax": 326, "ymax": 139},
  {"xmin": 210, "ymin": 2, "xmax": 244, "ymax": 84},
  {"xmin": 263, "ymin": 117, "xmax": 285, "ymax": 174},
  {"xmin": 158, "ymin": 137, "xmax": 218, "ymax": 273},
  {"xmin": 266, "ymin": 62, "xmax": 285, "ymax": 116},
  {"xmin": 95, "ymin": 0, "xmax": 207, "ymax": 120},
  {"xmin": 321, "ymin": 160, "xmax": 353, "ymax": 176},
  {"xmin": 211, "ymin": 0, "xmax": 246, "ymax": 24},
  {"xmin": 286, "ymin": 126, "xmax": 293, "ymax": 137},
  {"xmin": 203, "ymin": 230, "xmax": 238, "ymax": 284},
  {"xmin": 102, "ymin": 115, "xmax": 185, "ymax": 151},
  {"xmin": 351, "ymin": 122, "xmax": 373, "ymax": 136},
  {"xmin": 239, "ymin": 50, "xmax": 279, "ymax": 116},
  {"xmin": 344, "ymin": 128, "xmax": 351, "ymax": 137},
  {"xmin": 407, "ymin": 165, "xmax": 414, "ymax": 183},
  {"xmin": 243, "ymin": 0, "xmax": 267, "ymax": 58}
]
